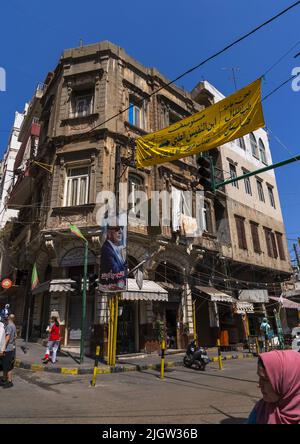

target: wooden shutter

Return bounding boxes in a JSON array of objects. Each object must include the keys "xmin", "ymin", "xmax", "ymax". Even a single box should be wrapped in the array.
[
  {"xmin": 250, "ymin": 222, "xmax": 261, "ymax": 253},
  {"xmin": 264, "ymin": 228, "xmax": 273, "ymax": 257},
  {"xmin": 270, "ymin": 232, "xmax": 278, "ymax": 258},
  {"xmin": 235, "ymin": 216, "xmax": 247, "ymax": 250},
  {"xmin": 275, "ymin": 232, "xmax": 285, "ymax": 260}
]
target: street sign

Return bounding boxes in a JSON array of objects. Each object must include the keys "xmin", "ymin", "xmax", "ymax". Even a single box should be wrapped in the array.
[{"xmin": 1, "ymin": 278, "xmax": 12, "ymax": 289}]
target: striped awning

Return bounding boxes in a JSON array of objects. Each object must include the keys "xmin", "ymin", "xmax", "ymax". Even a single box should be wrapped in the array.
[
  {"xmin": 234, "ymin": 301, "xmax": 255, "ymax": 314},
  {"xmin": 121, "ymin": 279, "xmax": 168, "ymax": 302},
  {"xmin": 194, "ymin": 286, "xmax": 234, "ymax": 303},
  {"xmin": 32, "ymin": 279, "xmax": 76, "ymax": 295}
]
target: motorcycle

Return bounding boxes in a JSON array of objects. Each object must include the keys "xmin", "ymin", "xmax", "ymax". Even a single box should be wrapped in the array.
[{"xmin": 183, "ymin": 340, "xmax": 210, "ymax": 371}]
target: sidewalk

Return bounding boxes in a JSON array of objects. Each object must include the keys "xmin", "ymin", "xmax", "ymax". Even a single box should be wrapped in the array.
[{"xmin": 14, "ymin": 339, "xmax": 256, "ymax": 376}]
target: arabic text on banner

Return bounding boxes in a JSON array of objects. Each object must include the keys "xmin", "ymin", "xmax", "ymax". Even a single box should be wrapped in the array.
[{"xmin": 136, "ymin": 78, "xmax": 265, "ymax": 168}]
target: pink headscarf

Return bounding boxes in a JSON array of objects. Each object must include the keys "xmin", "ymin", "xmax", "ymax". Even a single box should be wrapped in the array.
[{"xmin": 255, "ymin": 350, "xmax": 300, "ymax": 424}]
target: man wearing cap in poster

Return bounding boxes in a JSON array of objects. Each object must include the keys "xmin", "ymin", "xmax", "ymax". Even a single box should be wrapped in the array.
[{"xmin": 99, "ymin": 224, "xmax": 127, "ymax": 291}]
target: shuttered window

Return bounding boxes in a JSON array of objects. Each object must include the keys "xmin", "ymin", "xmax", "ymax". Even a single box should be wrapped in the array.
[
  {"xmin": 276, "ymin": 232, "xmax": 285, "ymax": 260},
  {"xmin": 250, "ymin": 222, "xmax": 261, "ymax": 253},
  {"xmin": 235, "ymin": 215, "xmax": 247, "ymax": 250},
  {"xmin": 264, "ymin": 227, "xmax": 278, "ymax": 258}
]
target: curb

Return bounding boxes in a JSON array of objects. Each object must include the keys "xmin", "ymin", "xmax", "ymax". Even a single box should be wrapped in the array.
[{"xmin": 14, "ymin": 353, "xmax": 256, "ymax": 376}]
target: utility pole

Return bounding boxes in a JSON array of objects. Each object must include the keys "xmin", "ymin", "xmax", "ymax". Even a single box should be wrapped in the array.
[{"xmin": 293, "ymin": 243, "xmax": 300, "ymax": 268}]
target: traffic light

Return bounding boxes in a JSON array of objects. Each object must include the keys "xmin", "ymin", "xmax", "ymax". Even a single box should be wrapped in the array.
[
  {"xmin": 89, "ymin": 273, "xmax": 99, "ymax": 291},
  {"xmin": 196, "ymin": 155, "xmax": 214, "ymax": 191}
]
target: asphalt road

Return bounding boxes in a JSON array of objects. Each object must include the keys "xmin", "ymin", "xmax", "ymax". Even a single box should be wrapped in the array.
[{"xmin": 0, "ymin": 359, "xmax": 261, "ymax": 424}]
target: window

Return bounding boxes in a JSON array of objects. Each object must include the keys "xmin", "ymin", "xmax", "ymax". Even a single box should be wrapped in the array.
[
  {"xmin": 128, "ymin": 100, "xmax": 146, "ymax": 129},
  {"xmin": 264, "ymin": 227, "xmax": 278, "ymax": 258},
  {"xmin": 202, "ymin": 202, "xmax": 210, "ymax": 232},
  {"xmin": 128, "ymin": 173, "xmax": 144, "ymax": 216},
  {"xmin": 250, "ymin": 221, "xmax": 261, "ymax": 253},
  {"xmin": 275, "ymin": 232, "xmax": 286, "ymax": 260},
  {"xmin": 267, "ymin": 185, "xmax": 276, "ymax": 208},
  {"xmin": 64, "ymin": 166, "xmax": 89, "ymax": 206},
  {"xmin": 235, "ymin": 215, "xmax": 247, "ymax": 250},
  {"xmin": 256, "ymin": 179, "xmax": 265, "ymax": 202},
  {"xmin": 250, "ymin": 133, "xmax": 259, "ymax": 158},
  {"xmin": 259, "ymin": 139, "xmax": 268, "ymax": 165},
  {"xmin": 71, "ymin": 91, "xmax": 93, "ymax": 118},
  {"xmin": 236, "ymin": 137, "xmax": 246, "ymax": 150},
  {"xmin": 229, "ymin": 163, "xmax": 238, "ymax": 188},
  {"xmin": 243, "ymin": 170, "xmax": 252, "ymax": 195}
]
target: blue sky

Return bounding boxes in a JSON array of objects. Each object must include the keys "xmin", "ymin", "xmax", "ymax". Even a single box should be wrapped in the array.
[{"xmin": 0, "ymin": 0, "xmax": 299, "ymax": 262}]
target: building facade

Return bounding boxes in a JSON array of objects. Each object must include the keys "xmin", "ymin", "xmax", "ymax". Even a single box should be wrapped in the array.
[{"xmin": 1, "ymin": 41, "xmax": 292, "ymax": 354}]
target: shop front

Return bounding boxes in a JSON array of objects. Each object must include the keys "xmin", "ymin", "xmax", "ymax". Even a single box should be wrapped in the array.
[{"xmin": 193, "ymin": 286, "xmax": 235, "ymax": 348}]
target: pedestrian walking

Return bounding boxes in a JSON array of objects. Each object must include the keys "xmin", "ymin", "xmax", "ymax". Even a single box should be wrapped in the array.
[
  {"xmin": 42, "ymin": 316, "xmax": 60, "ymax": 364},
  {"xmin": 0, "ymin": 314, "xmax": 17, "ymax": 389},
  {"xmin": 247, "ymin": 350, "xmax": 300, "ymax": 424},
  {"xmin": 259, "ymin": 317, "xmax": 271, "ymax": 352}
]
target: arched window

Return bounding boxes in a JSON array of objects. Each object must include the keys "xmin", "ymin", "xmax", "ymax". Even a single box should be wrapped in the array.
[
  {"xmin": 259, "ymin": 139, "xmax": 267, "ymax": 165},
  {"xmin": 250, "ymin": 133, "xmax": 258, "ymax": 158}
]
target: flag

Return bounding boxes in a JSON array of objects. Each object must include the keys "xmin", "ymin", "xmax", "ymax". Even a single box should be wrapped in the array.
[
  {"xmin": 136, "ymin": 78, "xmax": 265, "ymax": 168},
  {"xmin": 31, "ymin": 263, "xmax": 39, "ymax": 291},
  {"xmin": 69, "ymin": 224, "xmax": 87, "ymax": 242}
]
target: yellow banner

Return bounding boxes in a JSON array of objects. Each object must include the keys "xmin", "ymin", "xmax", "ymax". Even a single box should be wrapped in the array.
[{"xmin": 136, "ymin": 78, "xmax": 265, "ymax": 168}]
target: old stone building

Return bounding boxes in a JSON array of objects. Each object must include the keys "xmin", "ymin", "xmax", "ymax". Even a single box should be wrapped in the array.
[{"xmin": 2, "ymin": 41, "xmax": 292, "ymax": 355}]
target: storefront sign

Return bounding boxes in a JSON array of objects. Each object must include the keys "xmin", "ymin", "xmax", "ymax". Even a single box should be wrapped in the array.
[{"xmin": 70, "ymin": 329, "xmax": 81, "ymax": 340}]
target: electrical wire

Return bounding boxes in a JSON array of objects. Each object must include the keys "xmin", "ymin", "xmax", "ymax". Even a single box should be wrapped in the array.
[{"xmin": 74, "ymin": 1, "xmax": 300, "ymax": 138}]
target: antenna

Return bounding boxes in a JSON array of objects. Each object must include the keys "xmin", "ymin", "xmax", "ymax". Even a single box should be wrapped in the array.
[{"xmin": 221, "ymin": 67, "xmax": 240, "ymax": 90}]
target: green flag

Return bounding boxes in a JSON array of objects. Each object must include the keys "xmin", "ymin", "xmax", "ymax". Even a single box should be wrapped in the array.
[
  {"xmin": 69, "ymin": 224, "xmax": 87, "ymax": 242},
  {"xmin": 31, "ymin": 263, "xmax": 39, "ymax": 291}
]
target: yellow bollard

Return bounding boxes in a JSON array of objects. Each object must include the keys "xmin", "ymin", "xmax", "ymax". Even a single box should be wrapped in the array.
[
  {"xmin": 107, "ymin": 298, "xmax": 112, "ymax": 364},
  {"xmin": 160, "ymin": 339, "xmax": 166, "ymax": 379},
  {"xmin": 91, "ymin": 345, "xmax": 100, "ymax": 387},
  {"xmin": 217, "ymin": 339, "xmax": 223, "ymax": 370},
  {"xmin": 111, "ymin": 295, "xmax": 119, "ymax": 366}
]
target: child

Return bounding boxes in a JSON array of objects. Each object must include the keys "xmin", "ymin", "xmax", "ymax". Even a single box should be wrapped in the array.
[{"xmin": 42, "ymin": 316, "xmax": 60, "ymax": 364}]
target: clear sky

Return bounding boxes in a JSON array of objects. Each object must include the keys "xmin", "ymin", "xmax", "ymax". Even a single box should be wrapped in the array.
[{"xmin": 0, "ymin": 0, "xmax": 299, "ymax": 262}]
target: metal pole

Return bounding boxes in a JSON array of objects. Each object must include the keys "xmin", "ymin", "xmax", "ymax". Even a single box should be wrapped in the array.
[
  {"xmin": 215, "ymin": 154, "xmax": 300, "ymax": 189},
  {"xmin": 24, "ymin": 294, "xmax": 32, "ymax": 351},
  {"xmin": 192, "ymin": 300, "xmax": 197, "ymax": 347},
  {"xmin": 107, "ymin": 297, "xmax": 112, "ymax": 364},
  {"xmin": 160, "ymin": 339, "xmax": 166, "ymax": 379},
  {"xmin": 80, "ymin": 241, "xmax": 88, "ymax": 364}
]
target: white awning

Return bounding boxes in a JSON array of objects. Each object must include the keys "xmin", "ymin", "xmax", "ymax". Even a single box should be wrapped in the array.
[
  {"xmin": 50, "ymin": 279, "xmax": 76, "ymax": 293},
  {"xmin": 269, "ymin": 296, "xmax": 300, "ymax": 310},
  {"xmin": 234, "ymin": 301, "xmax": 255, "ymax": 314},
  {"xmin": 194, "ymin": 286, "xmax": 234, "ymax": 303},
  {"xmin": 32, "ymin": 279, "xmax": 76, "ymax": 294},
  {"xmin": 121, "ymin": 279, "xmax": 168, "ymax": 302},
  {"xmin": 239, "ymin": 289, "xmax": 269, "ymax": 303}
]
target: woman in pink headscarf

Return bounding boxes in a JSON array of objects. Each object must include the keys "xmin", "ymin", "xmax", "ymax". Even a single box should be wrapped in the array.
[{"xmin": 248, "ymin": 350, "xmax": 300, "ymax": 424}]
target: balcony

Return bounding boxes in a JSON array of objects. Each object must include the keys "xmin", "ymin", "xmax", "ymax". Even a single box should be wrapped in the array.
[{"xmin": 7, "ymin": 166, "xmax": 34, "ymax": 209}]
